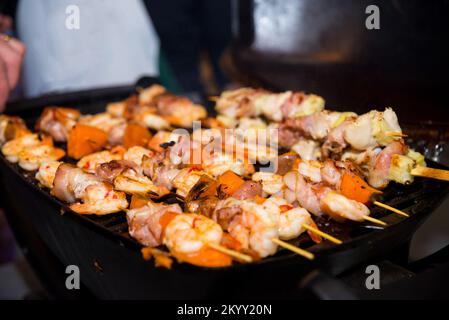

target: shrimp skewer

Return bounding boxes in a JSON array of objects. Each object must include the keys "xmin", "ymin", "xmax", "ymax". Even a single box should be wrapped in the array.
[
  {"xmin": 214, "ymin": 88, "xmax": 431, "ymax": 189},
  {"xmin": 2, "ymin": 134, "xmax": 65, "ymax": 170},
  {"xmin": 35, "ymin": 107, "xmax": 80, "ymax": 142},
  {"xmin": 0, "ymin": 115, "xmax": 30, "ymax": 145},
  {"xmin": 127, "ymin": 200, "xmax": 250, "ymax": 266},
  {"xmin": 52, "ymin": 163, "xmax": 128, "ymax": 215},
  {"xmin": 107, "ymin": 84, "xmax": 207, "ymax": 128}
]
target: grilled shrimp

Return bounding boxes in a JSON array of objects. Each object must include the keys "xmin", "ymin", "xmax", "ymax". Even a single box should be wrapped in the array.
[
  {"xmin": 201, "ymin": 150, "xmax": 255, "ymax": 178},
  {"xmin": 135, "ymin": 111, "xmax": 171, "ymax": 131},
  {"xmin": 1, "ymin": 134, "xmax": 41, "ymax": 163},
  {"xmin": 53, "ymin": 164, "xmax": 128, "ymax": 215},
  {"xmin": 155, "ymin": 95, "xmax": 207, "ymax": 128},
  {"xmin": 124, "ymin": 146, "xmax": 153, "ymax": 167},
  {"xmin": 106, "ymin": 101, "xmax": 126, "ymax": 118},
  {"xmin": 262, "ymin": 196, "xmax": 319, "ymax": 241},
  {"xmin": 138, "ymin": 84, "xmax": 166, "ymax": 106},
  {"xmin": 18, "ymin": 144, "xmax": 65, "ymax": 171},
  {"xmin": 36, "ymin": 161, "xmax": 61, "ymax": 189},
  {"xmin": 291, "ymin": 138, "xmax": 321, "ymax": 161},
  {"xmin": 70, "ymin": 183, "xmax": 128, "ymax": 215},
  {"xmin": 114, "ymin": 168, "xmax": 161, "ymax": 196},
  {"xmin": 127, "ymin": 199, "xmax": 182, "ymax": 247},
  {"xmin": 0, "ymin": 115, "xmax": 30, "ymax": 145},
  {"xmin": 344, "ymin": 108, "xmax": 402, "ymax": 151},
  {"xmin": 77, "ymin": 147, "xmax": 125, "ymax": 173},
  {"xmin": 35, "ymin": 107, "xmax": 80, "ymax": 142},
  {"xmin": 252, "ymin": 172, "xmax": 285, "ymax": 196},
  {"xmin": 283, "ymin": 171, "xmax": 322, "ymax": 215},
  {"xmin": 283, "ymin": 170, "xmax": 370, "ymax": 222},
  {"xmin": 228, "ymin": 200, "xmax": 279, "ymax": 258},
  {"xmin": 163, "ymin": 213, "xmax": 223, "ymax": 254},
  {"xmin": 79, "ymin": 112, "xmax": 126, "ymax": 134},
  {"xmin": 320, "ymin": 191, "xmax": 370, "ymax": 222},
  {"xmin": 215, "ymin": 87, "xmax": 264, "ymax": 118},
  {"xmin": 172, "ymin": 168, "xmax": 204, "ymax": 197}
]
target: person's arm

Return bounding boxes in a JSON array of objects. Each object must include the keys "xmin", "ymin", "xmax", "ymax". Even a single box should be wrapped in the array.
[{"xmin": 0, "ymin": 35, "xmax": 25, "ymax": 112}]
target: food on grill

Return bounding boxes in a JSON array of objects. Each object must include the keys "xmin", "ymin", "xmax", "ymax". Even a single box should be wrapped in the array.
[
  {"xmin": 215, "ymin": 88, "xmax": 428, "ymax": 190},
  {"xmin": 106, "ymin": 83, "xmax": 206, "ymax": 129},
  {"xmin": 0, "ymin": 115, "xmax": 31, "ymax": 144},
  {"xmin": 1, "ymin": 84, "xmax": 447, "ymax": 268},
  {"xmin": 36, "ymin": 107, "xmax": 80, "ymax": 142},
  {"xmin": 1, "ymin": 133, "xmax": 65, "ymax": 170},
  {"xmin": 52, "ymin": 163, "xmax": 128, "ymax": 215},
  {"xmin": 68, "ymin": 124, "xmax": 108, "ymax": 159}
]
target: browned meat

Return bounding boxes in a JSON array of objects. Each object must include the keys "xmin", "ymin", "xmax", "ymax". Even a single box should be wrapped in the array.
[
  {"xmin": 278, "ymin": 122, "xmax": 304, "ymax": 148},
  {"xmin": 232, "ymin": 181, "xmax": 263, "ymax": 200},
  {"xmin": 280, "ymin": 91, "xmax": 306, "ymax": 119},
  {"xmin": 276, "ymin": 152, "xmax": 300, "ymax": 175},
  {"xmin": 95, "ymin": 160, "xmax": 139, "ymax": 184},
  {"xmin": 321, "ymin": 119, "xmax": 353, "ymax": 159},
  {"xmin": 187, "ymin": 197, "xmax": 219, "ymax": 218},
  {"xmin": 142, "ymin": 149, "xmax": 179, "ymax": 189},
  {"xmin": 126, "ymin": 201, "xmax": 182, "ymax": 247},
  {"xmin": 212, "ymin": 205, "xmax": 242, "ymax": 230},
  {"xmin": 155, "ymin": 95, "xmax": 191, "ymax": 116},
  {"xmin": 53, "ymin": 163, "xmax": 78, "ymax": 203},
  {"xmin": 35, "ymin": 107, "xmax": 80, "ymax": 142},
  {"xmin": 369, "ymin": 141, "xmax": 408, "ymax": 189},
  {"xmin": 320, "ymin": 160, "xmax": 342, "ymax": 188}
]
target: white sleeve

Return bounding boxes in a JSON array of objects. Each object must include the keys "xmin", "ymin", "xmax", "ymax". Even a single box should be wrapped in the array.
[{"xmin": 17, "ymin": 0, "xmax": 160, "ymax": 97}]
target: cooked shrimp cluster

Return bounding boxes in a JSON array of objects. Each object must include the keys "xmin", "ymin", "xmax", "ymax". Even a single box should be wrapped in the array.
[{"xmin": 0, "ymin": 84, "xmax": 431, "ymax": 268}]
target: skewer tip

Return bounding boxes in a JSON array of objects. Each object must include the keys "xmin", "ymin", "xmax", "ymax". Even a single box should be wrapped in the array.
[
  {"xmin": 302, "ymin": 224, "xmax": 343, "ymax": 245},
  {"xmin": 373, "ymin": 201, "xmax": 409, "ymax": 218},
  {"xmin": 271, "ymin": 238, "xmax": 315, "ymax": 260},
  {"xmin": 363, "ymin": 215, "xmax": 387, "ymax": 226}
]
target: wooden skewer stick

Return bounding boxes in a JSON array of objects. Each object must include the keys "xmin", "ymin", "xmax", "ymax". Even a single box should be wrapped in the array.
[
  {"xmin": 411, "ymin": 166, "xmax": 449, "ymax": 182},
  {"xmin": 208, "ymin": 96, "xmax": 219, "ymax": 102},
  {"xmin": 302, "ymin": 224, "xmax": 343, "ymax": 245},
  {"xmin": 271, "ymin": 238, "xmax": 315, "ymax": 260},
  {"xmin": 207, "ymin": 242, "xmax": 253, "ymax": 263},
  {"xmin": 373, "ymin": 201, "xmax": 409, "ymax": 217},
  {"xmin": 362, "ymin": 215, "xmax": 387, "ymax": 226},
  {"xmin": 385, "ymin": 131, "xmax": 408, "ymax": 138}
]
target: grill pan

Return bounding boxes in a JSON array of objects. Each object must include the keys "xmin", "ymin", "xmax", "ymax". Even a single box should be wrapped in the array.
[{"xmin": 1, "ymin": 78, "xmax": 448, "ymax": 299}]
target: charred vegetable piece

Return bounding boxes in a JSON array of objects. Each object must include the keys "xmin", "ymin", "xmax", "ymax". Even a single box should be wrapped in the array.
[
  {"xmin": 339, "ymin": 172, "xmax": 380, "ymax": 204},
  {"xmin": 123, "ymin": 123, "xmax": 152, "ymax": 149},
  {"xmin": 68, "ymin": 124, "xmax": 108, "ymax": 159},
  {"xmin": 171, "ymin": 247, "xmax": 232, "ymax": 268},
  {"xmin": 217, "ymin": 170, "xmax": 245, "ymax": 196}
]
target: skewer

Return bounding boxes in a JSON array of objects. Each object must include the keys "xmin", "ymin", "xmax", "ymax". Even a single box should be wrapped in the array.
[
  {"xmin": 271, "ymin": 238, "xmax": 315, "ymax": 260},
  {"xmin": 373, "ymin": 201, "xmax": 409, "ymax": 217},
  {"xmin": 301, "ymin": 224, "xmax": 343, "ymax": 245},
  {"xmin": 385, "ymin": 131, "xmax": 408, "ymax": 138},
  {"xmin": 362, "ymin": 215, "xmax": 387, "ymax": 226},
  {"xmin": 207, "ymin": 242, "xmax": 253, "ymax": 263},
  {"xmin": 411, "ymin": 166, "xmax": 449, "ymax": 182}
]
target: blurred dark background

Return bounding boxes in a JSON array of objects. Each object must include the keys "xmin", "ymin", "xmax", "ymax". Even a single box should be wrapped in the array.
[
  {"xmin": 1, "ymin": 0, "xmax": 449, "ymax": 122},
  {"xmin": 229, "ymin": 0, "xmax": 449, "ymax": 123}
]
